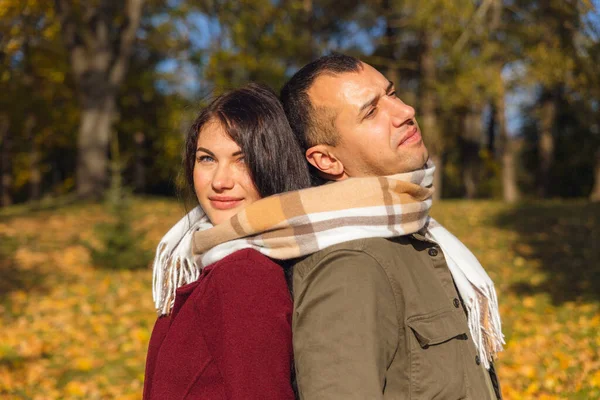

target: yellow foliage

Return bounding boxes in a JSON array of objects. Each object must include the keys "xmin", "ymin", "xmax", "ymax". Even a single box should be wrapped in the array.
[{"xmin": 0, "ymin": 199, "xmax": 598, "ymax": 398}]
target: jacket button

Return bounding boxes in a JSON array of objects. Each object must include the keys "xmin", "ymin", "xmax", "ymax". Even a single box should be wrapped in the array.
[
  {"xmin": 453, "ymin": 298, "xmax": 460, "ymax": 308},
  {"xmin": 475, "ymin": 355, "xmax": 481, "ymax": 365},
  {"xmin": 428, "ymin": 248, "xmax": 438, "ymax": 257}
]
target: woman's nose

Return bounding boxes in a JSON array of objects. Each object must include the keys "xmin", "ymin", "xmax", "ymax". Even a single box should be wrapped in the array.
[{"xmin": 211, "ymin": 165, "xmax": 235, "ymax": 191}]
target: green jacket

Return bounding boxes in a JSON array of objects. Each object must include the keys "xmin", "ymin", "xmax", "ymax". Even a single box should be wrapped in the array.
[{"xmin": 292, "ymin": 235, "xmax": 502, "ymax": 399}]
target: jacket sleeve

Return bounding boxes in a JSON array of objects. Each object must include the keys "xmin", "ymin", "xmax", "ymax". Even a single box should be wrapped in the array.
[
  {"xmin": 210, "ymin": 254, "xmax": 295, "ymax": 400},
  {"xmin": 293, "ymin": 249, "xmax": 398, "ymax": 399}
]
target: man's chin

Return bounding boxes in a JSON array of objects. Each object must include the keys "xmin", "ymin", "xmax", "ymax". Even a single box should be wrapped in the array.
[{"xmin": 422, "ymin": 150, "xmax": 430, "ymax": 167}]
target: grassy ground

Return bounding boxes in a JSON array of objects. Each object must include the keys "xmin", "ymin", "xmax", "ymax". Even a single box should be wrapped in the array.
[{"xmin": 0, "ymin": 198, "xmax": 598, "ymax": 399}]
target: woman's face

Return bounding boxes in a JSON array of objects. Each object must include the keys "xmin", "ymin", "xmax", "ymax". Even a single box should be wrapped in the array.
[{"xmin": 193, "ymin": 119, "xmax": 261, "ymax": 225}]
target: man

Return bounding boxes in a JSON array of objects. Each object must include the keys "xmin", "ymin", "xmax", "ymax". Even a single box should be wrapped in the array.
[{"xmin": 280, "ymin": 53, "xmax": 503, "ymax": 399}]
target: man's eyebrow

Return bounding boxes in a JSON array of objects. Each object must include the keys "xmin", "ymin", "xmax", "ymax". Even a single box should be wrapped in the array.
[
  {"xmin": 359, "ymin": 93, "xmax": 381, "ymax": 114},
  {"xmin": 358, "ymin": 81, "xmax": 396, "ymax": 115},
  {"xmin": 386, "ymin": 80, "xmax": 394, "ymax": 93}
]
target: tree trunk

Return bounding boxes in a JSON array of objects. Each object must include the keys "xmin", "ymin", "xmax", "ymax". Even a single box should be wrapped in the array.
[
  {"xmin": 502, "ymin": 139, "xmax": 519, "ymax": 202},
  {"xmin": 496, "ymin": 78, "xmax": 519, "ymax": 202},
  {"xmin": 537, "ymin": 87, "xmax": 557, "ymax": 198},
  {"xmin": 76, "ymin": 94, "xmax": 116, "ymax": 198},
  {"xmin": 419, "ymin": 30, "xmax": 442, "ymax": 199},
  {"xmin": 461, "ymin": 107, "xmax": 482, "ymax": 199},
  {"xmin": 590, "ymin": 148, "xmax": 600, "ymax": 202},
  {"xmin": 20, "ymin": 39, "xmax": 42, "ymax": 202},
  {"xmin": 25, "ymin": 114, "xmax": 41, "ymax": 201},
  {"xmin": 0, "ymin": 115, "xmax": 11, "ymax": 207},
  {"xmin": 487, "ymin": 101, "xmax": 497, "ymax": 155},
  {"xmin": 134, "ymin": 131, "xmax": 146, "ymax": 192},
  {"xmin": 55, "ymin": 0, "xmax": 144, "ymax": 199}
]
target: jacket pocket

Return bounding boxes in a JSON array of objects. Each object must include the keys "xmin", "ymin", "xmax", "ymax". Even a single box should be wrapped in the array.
[{"xmin": 406, "ymin": 309, "xmax": 469, "ymax": 400}]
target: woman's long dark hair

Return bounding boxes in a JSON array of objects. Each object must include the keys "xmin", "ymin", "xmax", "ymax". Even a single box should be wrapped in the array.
[
  {"xmin": 183, "ymin": 83, "xmax": 311, "ymax": 199},
  {"xmin": 183, "ymin": 84, "xmax": 306, "ymax": 398}
]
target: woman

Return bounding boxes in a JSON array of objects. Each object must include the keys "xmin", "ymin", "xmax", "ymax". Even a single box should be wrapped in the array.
[{"xmin": 143, "ymin": 83, "xmax": 311, "ymax": 399}]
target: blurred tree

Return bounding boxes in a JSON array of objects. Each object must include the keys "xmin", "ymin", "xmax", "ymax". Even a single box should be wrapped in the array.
[
  {"xmin": 0, "ymin": 0, "xmax": 196, "ymax": 205},
  {"xmin": 474, "ymin": 0, "xmax": 521, "ymax": 202},
  {"xmin": 419, "ymin": 27, "xmax": 443, "ymax": 200},
  {"xmin": 0, "ymin": 0, "xmax": 79, "ymax": 204},
  {"xmin": 578, "ymin": 5, "xmax": 600, "ymax": 201},
  {"xmin": 198, "ymin": 0, "xmax": 364, "ymax": 92},
  {"xmin": 592, "ymin": 148, "xmax": 600, "ymax": 201},
  {"xmin": 198, "ymin": 0, "xmax": 307, "ymax": 91},
  {"xmin": 0, "ymin": 114, "xmax": 11, "ymax": 206},
  {"xmin": 114, "ymin": 1, "xmax": 197, "ymax": 195},
  {"xmin": 492, "ymin": 1, "xmax": 520, "ymax": 203},
  {"xmin": 507, "ymin": 0, "xmax": 594, "ymax": 198},
  {"xmin": 88, "ymin": 131, "xmax": 152, "ymax": 270},
  {"xmin": 2, "ymin": 0, "xmax": 598, "ymax": 205},
  {"xmin": 54, "ymin": 0, "xmax": 144, "ymax": 199}
]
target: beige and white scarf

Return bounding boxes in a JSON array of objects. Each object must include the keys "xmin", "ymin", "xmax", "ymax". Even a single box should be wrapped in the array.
[{"xmin": 152, "ymin": 161, "xmax": 504, "ymax": 368}]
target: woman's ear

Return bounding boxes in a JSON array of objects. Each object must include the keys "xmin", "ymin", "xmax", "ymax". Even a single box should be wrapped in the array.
[{"xmin": 305, "ymin": 145, "xmax": 345, "ymax": 180}]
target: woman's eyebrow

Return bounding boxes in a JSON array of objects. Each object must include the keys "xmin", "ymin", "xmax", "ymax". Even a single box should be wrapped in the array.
[{"xmin": 196, "ymin": 147, "xmax": 215, "ymax": 157}]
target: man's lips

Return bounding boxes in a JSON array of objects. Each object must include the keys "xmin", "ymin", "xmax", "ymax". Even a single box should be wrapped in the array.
[
  {"xmin": 209, "ymin": 197, "xmax": 244, "ymax": 210},
  {"xmin": 398, "ymin": 126, "xmax": 421, "ymax": 146}
]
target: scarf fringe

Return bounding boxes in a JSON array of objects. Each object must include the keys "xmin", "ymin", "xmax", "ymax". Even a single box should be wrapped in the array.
[
  {"xmin": 152, "ymin": 237, "xmax": 202, "ymax": 316},
  {"xmin": 468, "ymin": 289, "xmax": 505, "ymax": 369}
]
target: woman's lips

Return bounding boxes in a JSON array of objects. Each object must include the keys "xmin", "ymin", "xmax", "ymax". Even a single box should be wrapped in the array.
[{"xmin": 209, "ymin": 198, "xmax": 243, "ymax": 210}]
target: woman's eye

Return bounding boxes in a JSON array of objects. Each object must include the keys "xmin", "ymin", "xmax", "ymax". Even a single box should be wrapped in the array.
[
  {"xmin": 388, "ymin": 90, "xmax": 397, "ymax": 98},
  {"xmin": 197, "ymin": 155, "xmax": 214, "ymax": 163}
]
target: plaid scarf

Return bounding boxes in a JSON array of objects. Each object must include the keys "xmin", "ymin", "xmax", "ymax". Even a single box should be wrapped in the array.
[{"xmin": 152, "ymin": 161, "xmax": 504, "ymax": 368}]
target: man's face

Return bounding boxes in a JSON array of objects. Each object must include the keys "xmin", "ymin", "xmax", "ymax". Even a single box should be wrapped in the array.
[{"xmin": 308, "ymin": 62, "xmax": 428, "ymax": 177}]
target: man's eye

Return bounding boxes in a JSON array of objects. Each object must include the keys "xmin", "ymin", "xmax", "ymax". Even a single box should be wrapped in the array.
[
  {"xmin": 388, "ymin": 90, "xmax": 397, "ymax": 98},
  {"xmin": 366, "ymin": 108, "xmax": 377, "ymax": 119}
]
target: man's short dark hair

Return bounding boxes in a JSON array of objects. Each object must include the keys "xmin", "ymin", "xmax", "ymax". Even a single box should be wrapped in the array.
[{"xmin": 280, "ymin": 53, "xmax": 362, "ymax": 151}]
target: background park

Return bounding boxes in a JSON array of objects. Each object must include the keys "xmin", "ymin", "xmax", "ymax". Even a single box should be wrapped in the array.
[{"xmin": 1, "ymin": 0, "xmax": 599, "ymax": 398}]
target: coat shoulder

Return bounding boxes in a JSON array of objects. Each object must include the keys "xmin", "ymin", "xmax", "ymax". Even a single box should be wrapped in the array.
[
  {"xmin": 293, "ymin": 237, "xmax": 411, "ymax": 280},
  {"xmin": 206, "ymin": 248, "xmax": 282, "ymax": 275}
]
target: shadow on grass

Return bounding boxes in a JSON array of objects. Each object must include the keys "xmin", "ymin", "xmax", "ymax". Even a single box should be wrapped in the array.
[
  {"xmin": 494, "ymin": 200, "xmax": 600, "ymax": 305},
  {"xmin": 0, "ymin": 194, "xmax": 81, "ymax": 219},
  {"xmin": 0, "ymin": 234, "xmax": 52, "ymax": 303}
]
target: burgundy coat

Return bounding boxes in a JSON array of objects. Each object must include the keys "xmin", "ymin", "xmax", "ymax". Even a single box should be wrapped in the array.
[{"xmin": 143, "ymin": 249, "xmax": 295, "ymax": 400}]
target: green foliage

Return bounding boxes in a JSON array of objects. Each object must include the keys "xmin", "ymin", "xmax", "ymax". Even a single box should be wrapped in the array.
[
  {"xmin": 87, "ymin": 136, "xmax": 152, "ymax": 270},
  {"xmin": 89, "ymin": 195, "xmax": 152, "ymax": 271},
  {"xmin": 200, "ymin": 0, "xmax": 311, "ymax": 91},
  {"xmin": 0, "ymin": 0, "xmax": 79, "ymax": 201},
  {"xmin": 1, "ymin": 0, "xmax": 599, "ymax": 203},
  {"xmin": 478, "ymin": 149, "xmax": 504, "ymax": 199}
]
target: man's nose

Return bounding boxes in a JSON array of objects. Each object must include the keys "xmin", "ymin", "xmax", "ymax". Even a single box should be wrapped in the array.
[
  {"xmin": 211, "ymin": 164, "xmax": 235, "ymax": 191},
  {"xmin": 390, "ymin": 99, "xmax": 415, "ymax": 126}
]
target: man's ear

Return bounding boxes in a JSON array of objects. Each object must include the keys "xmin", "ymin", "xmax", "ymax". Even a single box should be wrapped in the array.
[{"xmin": 305, "ymin": 145, "xmax": 345, "ymax": 180}]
